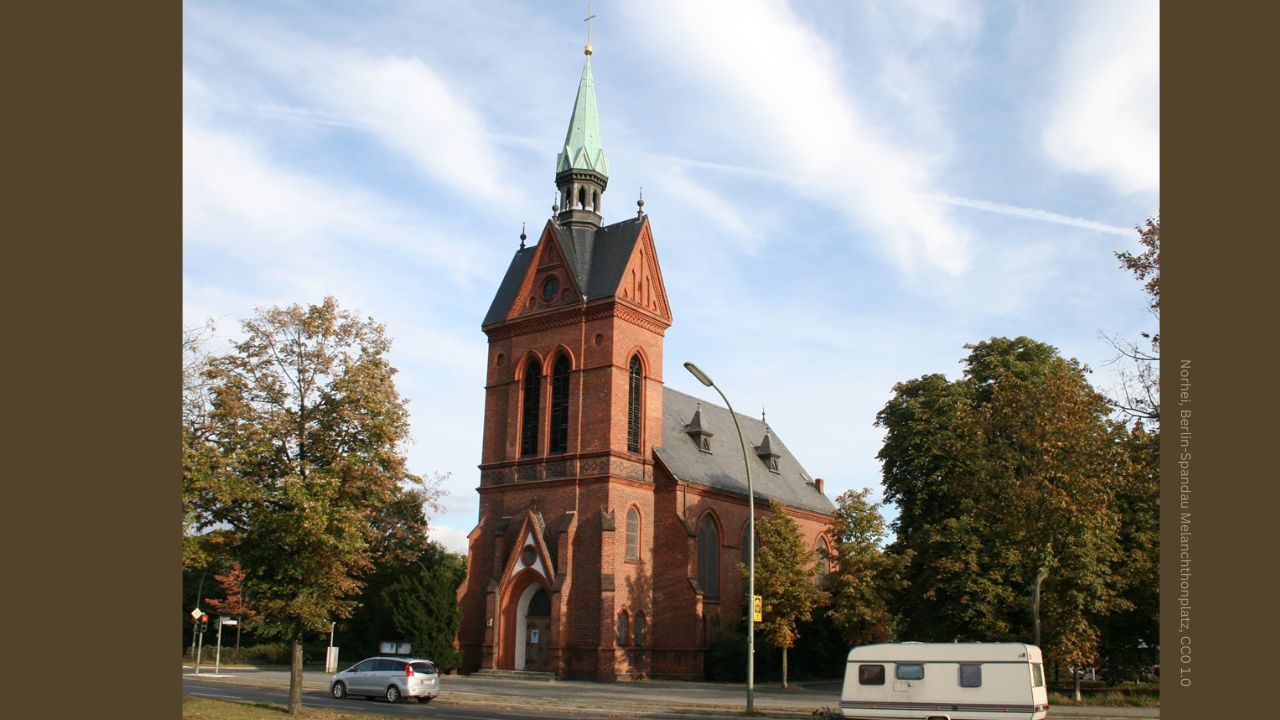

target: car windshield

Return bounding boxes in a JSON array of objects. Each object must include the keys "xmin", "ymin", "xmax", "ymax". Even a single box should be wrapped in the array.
[{"xmin": 411, "ymin": 661, "xmax": 437, "ymax": 674}]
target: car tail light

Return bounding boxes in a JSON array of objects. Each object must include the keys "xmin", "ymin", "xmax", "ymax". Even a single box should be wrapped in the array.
[{"xmin": 405, "ymin": 664, "xmax": 414, "ymax": 677}]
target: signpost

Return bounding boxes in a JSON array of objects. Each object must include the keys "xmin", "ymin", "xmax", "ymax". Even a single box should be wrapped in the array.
[{"xmin": 215, "ymin": 617, "xmax": 237, "ymax": 674}]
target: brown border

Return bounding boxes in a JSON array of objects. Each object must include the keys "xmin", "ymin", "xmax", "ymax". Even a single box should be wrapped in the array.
[
  {"xmin": 1160, "ymin": 3, "xmax": 1277, "ymax": 719},
  {"xmin": 9, "ymin": 2, "xmax": 179, "ymax": 717}
]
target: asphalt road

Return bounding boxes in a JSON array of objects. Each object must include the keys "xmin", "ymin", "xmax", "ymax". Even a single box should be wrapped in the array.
[
  {"xmin": 182, "ymin": 667, "xmax": 1159, "ymax": 719},
  {"xmin": 184, "ymin": 675, "xmax": 625, "ymax": 720}
]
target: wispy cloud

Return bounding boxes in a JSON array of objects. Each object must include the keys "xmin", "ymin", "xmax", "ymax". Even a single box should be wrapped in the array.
[
  {"xmin": 1042, "ymin": 0, "xmax": 1159, "ymax": 194},
  {"xmin": 926, "ymin": 194, "xmax": 1134, "ymax": 236},
  {"xmin": 184, "ymin": 7, "xmax": 524, "ymax": 209},
  {"xmin": 624, "ymin": 0, "xmax": 976, "ymax": 277}
]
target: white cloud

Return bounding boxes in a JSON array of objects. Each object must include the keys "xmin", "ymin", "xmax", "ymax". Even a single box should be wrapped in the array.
[
  {"xmin": 1042, "ymin": 0, "xmax": 1159, "ymax": 194},
  {"xmin": 429, "ymin": 524, "xmax": 472, "ymax": 555},
  {"xmin": 625, "ymin": 0, "xmax": 975, "ymax": 277},
  {"xmin": 318, "ymin": 54, "xmax": 522, "ymax": 207}
]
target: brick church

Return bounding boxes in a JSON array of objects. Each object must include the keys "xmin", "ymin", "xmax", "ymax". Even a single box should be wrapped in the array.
[{"xmin": 456, "ymin": 43, "xmax": 835, "ymax": 681}]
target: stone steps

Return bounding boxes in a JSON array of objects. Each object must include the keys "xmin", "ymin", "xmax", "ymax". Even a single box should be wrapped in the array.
[{"xmin": 470, "ymin": 668, "xmax": 558, "ymax": 682}]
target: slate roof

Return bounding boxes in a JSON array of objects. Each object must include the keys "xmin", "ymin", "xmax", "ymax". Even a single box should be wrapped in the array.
[
  {"xmin": 482, "ymin": 217, "xmax": 646, "ymax": 328},
  {"xmin": 655, "ymin": 387, "xmax": 835, "ymax": 516}
]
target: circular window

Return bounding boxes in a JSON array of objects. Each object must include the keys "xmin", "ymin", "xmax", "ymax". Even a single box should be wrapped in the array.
[
  {"xmin": 495, "ymin": 353, "xmax": 506, "ymax": 368},
  {"xmin": 521, "ymin": 546, "xmax": 537, "ymax": 567},
  {"xmin": 593, "ymin": 333, "xmax": 604, "ymax": 346},
  {"xmin": 541, "ymin": 277, "xmax": 560, "ymax": 301}
]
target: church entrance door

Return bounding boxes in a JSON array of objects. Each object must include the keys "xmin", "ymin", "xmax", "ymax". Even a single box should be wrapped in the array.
[{"xmin": 523, "ymin": 588, "xmax": 551, "ymax": 671}]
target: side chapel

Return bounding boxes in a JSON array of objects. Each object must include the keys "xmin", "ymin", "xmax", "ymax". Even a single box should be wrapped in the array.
[{"xmin": 456, "ymin": 40, "xmax": 835, "ymax": 681}]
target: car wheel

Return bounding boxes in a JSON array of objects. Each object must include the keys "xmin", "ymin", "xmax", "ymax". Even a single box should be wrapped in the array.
[
  {"xmin": 385, "ymin": 685, "xmax": 401, "ymax": 703},
  {"xmin": 417, "ymin": 696, "xmax": 433, "ymax": 703},
  {"xmin": 331, "ymin": 681, "xmax": 347, "ymax": 699}
]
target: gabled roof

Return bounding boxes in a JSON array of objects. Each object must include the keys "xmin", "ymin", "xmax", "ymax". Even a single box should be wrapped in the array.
[
  {"xmin": 482, "ymin": 216, "xmax": 647, "ymax": 328},
  {"xmin": 655, "ymin": 388, "xmax": 835, "ymax": 516}
]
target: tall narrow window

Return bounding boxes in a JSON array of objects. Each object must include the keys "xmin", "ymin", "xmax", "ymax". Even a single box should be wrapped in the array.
[
  {"xmin": 634, "ymin": 613, "xmax": 646, "ymax": 647},
  {"xmin": 697, "ymin": 514, "xmax": 720, "ymax": 599},
  {"xmin": 617, "ymin": 610, "xmax": 630, "ymax": 646},
  {"xmin": 625, "ymin": 507, "xmax": 640, "ymax": 560},
  {"xmin": 815, "ymin": 537, "xmax": 832, "ymax": 584},
  {"xmin": 627, "ymin": 355, "xmax": 643, "ymax": 454},
  {"xmin": 549, "ymin": 354, "xmax": 570, "ymax": 454},
  {"xmin": 520, "ymin": 359, "xmax": 541, "ymax": 457}
]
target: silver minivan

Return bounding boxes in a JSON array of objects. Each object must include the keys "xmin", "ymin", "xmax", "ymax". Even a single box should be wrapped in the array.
[{"xmin": 330, "ymin": 656, "xmax": 440, "ymax": 703}]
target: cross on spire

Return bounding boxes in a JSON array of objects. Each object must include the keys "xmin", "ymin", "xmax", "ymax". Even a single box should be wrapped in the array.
[{"xmin": 584, "ymin": 6, "xmax": 597, "ymax": 55}]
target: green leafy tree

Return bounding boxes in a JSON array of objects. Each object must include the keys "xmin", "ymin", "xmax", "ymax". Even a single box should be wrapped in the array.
[
  {"xmin": 748, "ymin": 499, "xmax": 828, "ymax": 688},
  {"xmin": 345, "ymin": 541, "xmax": 465, "ymax": 671},
  {"xmin": 1098, "ymin": 422, "xmax": 1159, "ymax": 683},
  {"xmin": 878, "ymin": 337, "xmax": 1127, "ymax": 689},
  {"xmin": 193, "ymin": 297, "xmax": 430, "ymax": 714},
  {"xmin": 823, "ymin": 488, "xmax": 905, "ymax": 646}
]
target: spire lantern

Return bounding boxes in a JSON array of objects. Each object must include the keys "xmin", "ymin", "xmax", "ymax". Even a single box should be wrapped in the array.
[{"xmin": 555, "ymin": 14, "xmax": 609, "ymax": 229}]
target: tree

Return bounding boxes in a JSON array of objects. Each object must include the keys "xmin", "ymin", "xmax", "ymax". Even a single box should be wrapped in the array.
[
  {"xmin": 192, "ymin": 297, "xmax": 430, "ymax": 714},
  {"xmin": 204, "ymin": 561, "xmax": 258, "ymax": 651},
  {"xmin": 1105, "ymin": 216, "xmax": 1160, "ymax": 425},
  {"xmin": 822, "ymin": 489, "xmax": 904, "ymax": 647},
  {"xmin": 183, "ymin": 321, "xmax": 220, "ymax": 569},
  {"xmin": 748, "ymin": 499, "xmax": 828, "ymax": 688},
  {"xmin": 878, "ymin": 337, "xmax": 1127, "ymax": 690}
]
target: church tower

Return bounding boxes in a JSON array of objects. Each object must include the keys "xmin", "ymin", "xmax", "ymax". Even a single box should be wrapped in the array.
[{"xmin": 457, "ymin": 40, "xmax": 673, "ymax": 680}]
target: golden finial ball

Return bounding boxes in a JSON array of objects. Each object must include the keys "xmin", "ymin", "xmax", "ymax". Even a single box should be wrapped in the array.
[{"xmin": 584, "ymin": 43, "xmax": 593, "ymax": 56}]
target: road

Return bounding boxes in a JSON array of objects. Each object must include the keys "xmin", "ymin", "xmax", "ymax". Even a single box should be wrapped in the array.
[{"xmin": 182, "ymin": 667, "xmax": 1159, "ymax": 719}]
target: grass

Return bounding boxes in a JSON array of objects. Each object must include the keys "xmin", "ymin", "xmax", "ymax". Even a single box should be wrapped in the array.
[
  {"xmin": 1047, "ymin": 682, "xmax": 1160, "ymax": 708},
  {"xmin": 184, "ymin": 696, "xmax": 394, "ymax": 719}
]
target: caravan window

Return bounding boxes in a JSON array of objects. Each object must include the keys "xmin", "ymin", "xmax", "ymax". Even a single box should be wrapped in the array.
[
  {"xmin": 959, "ymin": 663, "xmax": 982, "ymax": 687},
  {"xmin": 858, "ymin": 664, "xmax": 885, "ymax": 685},
  {"xmin": 1032, "ymin": 663, "xmax": 1045, "ymax": 687},
  {"xmin": 896, "ymin": 663, "xmax": 925, "ymax": 680}
]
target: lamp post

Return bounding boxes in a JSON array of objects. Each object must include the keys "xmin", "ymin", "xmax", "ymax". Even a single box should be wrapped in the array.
[{"xmin": 683, "ymin": 361, "xmax": 755, "ymax": 714}]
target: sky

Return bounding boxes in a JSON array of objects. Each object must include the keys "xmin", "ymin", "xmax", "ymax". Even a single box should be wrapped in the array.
[{"xmin": 183, "ymin": 0, "xmax": 1160, "ymax": 555}]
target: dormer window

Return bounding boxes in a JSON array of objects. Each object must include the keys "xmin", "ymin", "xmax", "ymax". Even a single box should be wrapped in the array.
[
  {"xmin": 756, "ymin": 428, "xmax": 781, "ymax": 473},
  {"xmin": 685, "ymin": 402, "xmax": 714, "ymax": 453}
]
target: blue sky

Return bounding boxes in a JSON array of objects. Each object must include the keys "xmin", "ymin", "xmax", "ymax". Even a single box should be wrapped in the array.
[{"xmin": 183, "ymin": 0, "xmax": 1159, "ymax": 554}]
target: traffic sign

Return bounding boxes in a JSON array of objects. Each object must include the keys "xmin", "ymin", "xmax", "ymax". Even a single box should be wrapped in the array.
[{"xmin": 191, "ymin": 607, "xmax": 202, "ymax": 619}]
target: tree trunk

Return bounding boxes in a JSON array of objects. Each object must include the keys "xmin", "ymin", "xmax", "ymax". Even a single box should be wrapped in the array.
[
  {"xmin": 782, "ymin": 646, "xmax": 789, "ymax": 689},
  {"xmin": 1072, "ymin": 665, "xmax": 1082, "ymax": 702},
  {"xmin": 235, "ymin": 619, "xmax": 242, "ymax": 651},
  {"xmin": 288, "ymin": 638, "xmax": 304, "ymax": 714},
  {"xmin": 1031, "ymin": 567, "xmax": 1049, "ymax": 647}
]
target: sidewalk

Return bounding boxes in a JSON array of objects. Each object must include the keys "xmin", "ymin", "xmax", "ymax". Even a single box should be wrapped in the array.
[{"xmin": 184, "ymin": 665, "xmax": 1159, "ymax": 719}]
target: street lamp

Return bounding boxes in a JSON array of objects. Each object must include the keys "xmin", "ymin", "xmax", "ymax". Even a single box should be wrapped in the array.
[{"xmin": 683, "ymin": 361, "xmax": 756, "ymax": 714}]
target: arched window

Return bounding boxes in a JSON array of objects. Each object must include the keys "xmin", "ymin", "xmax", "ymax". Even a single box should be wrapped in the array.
[
  {"xmin": 617, "ymin": 610, "xmax": 630, "ymax": 646},
  {"xmin": 625, "ymin": 507, "xmax": 640, "ymax": 561},
  {"xmin": 697, "ymin": 514, "xmax": 720, "ymax": 599},
  {"xmin": 577, "ymin": 186, "xmax": 586, "ymax": 209},
  {"xmin": 520, "ymin": 358, "xmax": 541, "ymax": 457},
  {"xmin": 814, "ymin": 537, "xmax": 832, "ymax": 584},
  {"xmin": 592, "ymin": 189, "xmax": 599, "ymax": 211},
  {"xmin": 549, "ymin": 354, "xmax": 571, "ymax": 454},
  {"xmin": 627, "ymin": 355, "xmax": 643, "ymax": 454},
  {"xmin": 634, "ymin": 612, "xmax": 646, "ymax": 647}
]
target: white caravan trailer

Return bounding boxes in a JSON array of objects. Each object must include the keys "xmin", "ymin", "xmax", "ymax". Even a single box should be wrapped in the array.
[{"xmin": 839, "ymin": 643, "xmax": 1049, "ymax": 720}]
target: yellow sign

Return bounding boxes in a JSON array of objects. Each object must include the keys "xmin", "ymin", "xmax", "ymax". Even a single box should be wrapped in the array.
[{"xmin": 753, "ymin": 595, "xmax": 763, "ymax": 622}]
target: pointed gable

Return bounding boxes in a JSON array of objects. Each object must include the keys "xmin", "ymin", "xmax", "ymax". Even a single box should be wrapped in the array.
[
  {"xmin": 612, "ymin": 218, "xmax": 671, "ymax": 322},
  {"xmin": 483, "ymin": 216, "xmax": 671, "ymax": 330}
]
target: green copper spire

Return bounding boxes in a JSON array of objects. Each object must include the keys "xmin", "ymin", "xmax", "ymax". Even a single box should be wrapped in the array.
[{"xmin": 556, "ymin": 57, "xmax": 609, "ymax": 177}]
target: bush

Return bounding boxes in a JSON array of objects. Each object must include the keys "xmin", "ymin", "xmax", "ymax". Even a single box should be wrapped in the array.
[{"xmin": 705, "ymin": 632, "xmax": 748, "ymax": 682}]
